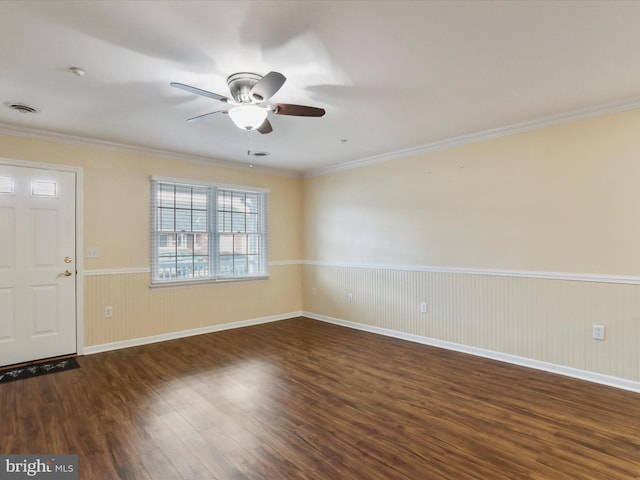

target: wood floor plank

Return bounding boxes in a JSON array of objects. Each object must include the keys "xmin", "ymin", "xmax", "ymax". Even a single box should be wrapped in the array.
[{"xmin": 1, "ymin": 317, "xmax": 639, "ymax": 479}]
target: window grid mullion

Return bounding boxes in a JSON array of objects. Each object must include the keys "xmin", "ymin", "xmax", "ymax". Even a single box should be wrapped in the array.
[
  {"xmin": 151, "ymin": 181, "xmax": 159, "ymax": 280},
  {"xmin": 172, "ymin": 185, "xmax": 178, "ymax": 276},
  {"xmin": 210, "ymin": 187, "xmax": 219, "ymax": 279},
  {"xmin": 243, "ymin": 193, "xmax": 247, "ymax": 233},
  {"xmin": 189, "ymin": 189, "xmax": 194, "ymax": 277}
]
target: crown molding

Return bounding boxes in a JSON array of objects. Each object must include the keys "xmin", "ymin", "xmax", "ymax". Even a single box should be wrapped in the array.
[
  {"xmin": 304, "ymin": 96, "xmax": 640, "ymax": 178},
  {"xmin": 0, "ymin": 123, "xmax": 301, "ymax": 178},
  {"xmin": 4, "ymin": 94, "xmax": 640, "ymax": 180}
]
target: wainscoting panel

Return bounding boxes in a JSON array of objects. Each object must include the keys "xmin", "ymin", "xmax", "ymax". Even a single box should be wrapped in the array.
[
  {"xmin": 302, "ymin": 263, "xmax": 640, "ymax": 383},
  {"xmin": 84, "ymin": 264, "xmax": 301, "ymax": 347}
]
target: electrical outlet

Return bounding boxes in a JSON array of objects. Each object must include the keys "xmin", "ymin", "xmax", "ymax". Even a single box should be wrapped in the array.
[
  {"xmin": 104, "ymin": 306, "xmax": 113, "ymax": 318},
  {"xmin": 592, "ymin": 325, "xmax": 605, "ymax": 341},
  {"xmin": 87, "ymin": 247, "xmax": 100, "ymax": 258},
  {"xmin": 347, "ymin": 292, "xmax": 353, "ymax": 302},
  {"xmin": 420, "ymin": 302, "xmax": 428, "ymax": 314}
]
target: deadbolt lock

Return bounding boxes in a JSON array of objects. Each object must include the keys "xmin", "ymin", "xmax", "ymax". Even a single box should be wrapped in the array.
[{"xmin": 64, "ymin": 256, "xmax": 73, "ymax": 263}]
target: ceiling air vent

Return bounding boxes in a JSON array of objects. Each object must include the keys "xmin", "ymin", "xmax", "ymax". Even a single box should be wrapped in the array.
[
  {"xmin": 248, "ymin": 151, "xmax": 269, "ymax": 157},
  {"xmin": 8, "ymin": 103, "xmax": 38, "ymax": 114}
]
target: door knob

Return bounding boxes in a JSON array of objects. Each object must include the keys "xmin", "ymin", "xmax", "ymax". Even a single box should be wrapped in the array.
[{"xmin": 63, "ymin": 269, "xmax": 73, "ymax": 277}]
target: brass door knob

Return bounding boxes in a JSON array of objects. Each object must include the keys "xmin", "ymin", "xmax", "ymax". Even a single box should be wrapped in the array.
[{"xmin": 63, "ymin": 269, "xmax": 73, "ymax": 277}]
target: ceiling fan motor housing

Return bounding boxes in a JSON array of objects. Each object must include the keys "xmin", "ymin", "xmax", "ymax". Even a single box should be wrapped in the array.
[
  {"xmin": 227, "ymin": 72, "xmax": 263, "ymax": 103},
  {"xmin": 171, "ymin": 70, "xmax": 325, "ymax": 134}
]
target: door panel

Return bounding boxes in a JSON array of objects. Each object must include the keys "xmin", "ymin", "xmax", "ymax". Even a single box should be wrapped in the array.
[
  {"xmin": 33, "ymin": 209, "xmax": 59, "ymax": 266},
  {"xmin": 0, "ymin": 165, "xmax": 76, "ymax": 366},
  {"xmin": 0, "ymin": 287, "xmax": 15, "ymax": 340},
  {"xmin": 32, "ymin": 284, "xmax": 59, "ymax": 335},
  {"xmin": 0, "ymin": 208, "xmax": 14, "ymax": 267}
]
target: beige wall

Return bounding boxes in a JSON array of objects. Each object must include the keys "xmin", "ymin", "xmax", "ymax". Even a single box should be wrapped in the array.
[
  {"xmin": 303, "ymin": 109, "xmax": 640, "ymax": 275},
  {"xmin": 3, "ymin": 106, "xmax": 640, "ymax": 385},
  {"xmin": 302, "ymin": 109, "xmax": 640, "ymax": 383},
  {"xmin": 302, "ymin": 264, "xmax": 640, "ymax": 382},
  {"xmin": 86, "ymin": 266, "xmax": 301, "ymax": 346},
  {"xmin": 0, "ymin": 133, "xmax": 302, "ymax": 346}
]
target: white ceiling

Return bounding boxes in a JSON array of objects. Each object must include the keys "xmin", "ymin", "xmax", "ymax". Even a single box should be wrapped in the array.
[{"xmin": 2, "ymin": 0, "xmax": 640, "ymax": 176}]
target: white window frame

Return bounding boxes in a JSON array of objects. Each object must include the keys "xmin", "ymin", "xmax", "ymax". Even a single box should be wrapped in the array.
[{"xmin": 150, "ymin": 177, "xmax": 269, "ymax": 286}]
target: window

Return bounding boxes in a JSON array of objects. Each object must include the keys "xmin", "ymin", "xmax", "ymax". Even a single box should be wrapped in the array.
[
  {"xmin": 151, "ymin": 179, "xmax": 268, "ymax": 284},
  {"xmin": 31, "ymin": 180, "xmax": 57, "ymax": 197},
  {"xmin": 0, "ymin": 177, "xmax": 14, "ymax": 194}
]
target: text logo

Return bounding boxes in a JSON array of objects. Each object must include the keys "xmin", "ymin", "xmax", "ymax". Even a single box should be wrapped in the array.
[{"xmin": 0, "ymin": 455, "xmax": 77, "ymax": 480}]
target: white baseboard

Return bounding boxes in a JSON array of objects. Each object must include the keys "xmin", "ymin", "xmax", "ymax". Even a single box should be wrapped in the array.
[
  {"xmin": 82, "ymin": 311, "xmax": 303, "ymax": 355},
  {"xmin": 82, "ymin": 309, "xmax": 640, "ymax": 394},
  {"xmin": 303, "ymin": 311, "xmax": 640, "ymax": 394}
]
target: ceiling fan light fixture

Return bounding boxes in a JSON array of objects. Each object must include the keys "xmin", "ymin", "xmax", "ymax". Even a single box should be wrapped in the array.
[{"xmin": 228, "ymin": 105, "xmax": 267, "ymax": 130}]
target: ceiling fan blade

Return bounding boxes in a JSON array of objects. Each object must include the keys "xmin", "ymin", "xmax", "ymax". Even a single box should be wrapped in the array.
[
  {"xmin": 170, "ymin": 82, "xmax": 229, "ymax": 103},
  {"xmin": 186, "ymin": 110, "xmax": 227, "ymax": 123},
  {"xmin": 250, "ymin": 72, "xmax": 286, "ymax": 102},
  {"xmin": 272, "ymin": 104, "xmax": 326, "ymax": 117},
  {"xmin": 256, "ymin": 118, "xmax": 273, "ymax": 134}
]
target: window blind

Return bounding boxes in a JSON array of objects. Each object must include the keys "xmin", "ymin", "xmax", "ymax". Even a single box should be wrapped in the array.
[{"xmin": 151, "ymin": 179, "xmax": 268, "ymax": 284}]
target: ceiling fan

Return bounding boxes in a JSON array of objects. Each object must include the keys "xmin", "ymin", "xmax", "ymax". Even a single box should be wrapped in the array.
[{"xmin": 171, "ymin": 71, "xmax": 325, "ymax": 134}]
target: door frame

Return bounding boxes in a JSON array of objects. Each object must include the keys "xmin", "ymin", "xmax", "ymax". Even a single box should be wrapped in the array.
[{"xmin": 0, "ymin": 157, "xmax": 84, "ymax": 357}]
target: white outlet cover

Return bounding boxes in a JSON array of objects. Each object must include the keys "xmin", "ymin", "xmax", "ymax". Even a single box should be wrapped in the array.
[{"xmin": 592, "ymin": 325, "xmax": 606, "ymax": 340}]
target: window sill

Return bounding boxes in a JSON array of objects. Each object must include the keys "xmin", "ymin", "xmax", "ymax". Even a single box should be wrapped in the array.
[{"xmin": 149, "ymin": 275, "xmax": 270, "ymax": 289}]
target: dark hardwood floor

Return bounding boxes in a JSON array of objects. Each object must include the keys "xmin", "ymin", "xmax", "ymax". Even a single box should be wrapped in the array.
[{"xmin": 1, "ymin": 317, "xmax": 639, "ymax": 479}]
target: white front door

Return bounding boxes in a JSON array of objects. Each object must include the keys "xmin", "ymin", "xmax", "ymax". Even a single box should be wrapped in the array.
[{"xmin": 0, "ymin": 164, "xmax": 77, "ymax": 366}]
